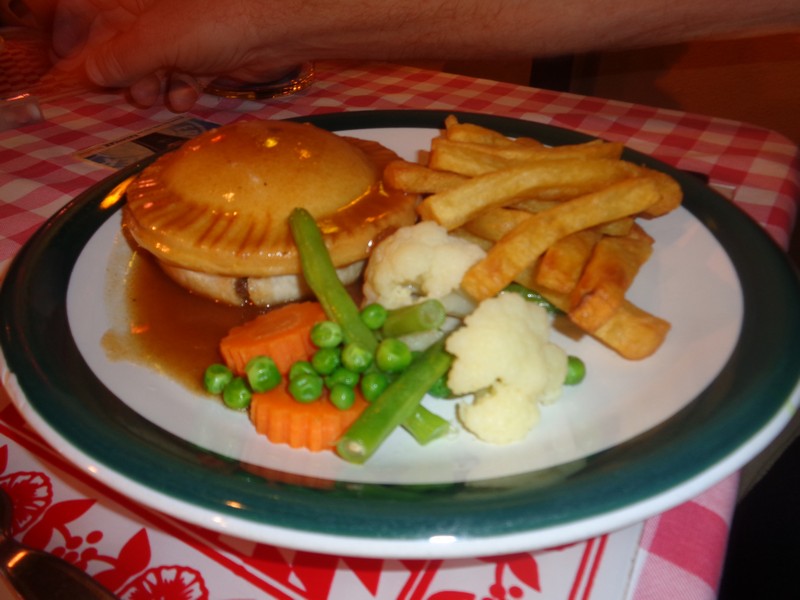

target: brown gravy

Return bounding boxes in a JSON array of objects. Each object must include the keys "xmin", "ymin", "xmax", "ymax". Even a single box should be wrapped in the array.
[
  {"xmin": 103, "ymin": 250, "xmax": 262, "ymax": 394},
  {"xmin": 103, "ymin": 134, "xmax": 406, "ymax": 391},
  {"xmin": 103, "ymin": 246, "xmax": 365, "ymax": 394}
]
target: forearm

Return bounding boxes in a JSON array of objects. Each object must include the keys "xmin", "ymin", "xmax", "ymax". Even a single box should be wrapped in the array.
[
  {"xmin": 54, "ymin": 0, "xmax": 799, "ymax": 98},
  {"xmin": 276, "ymin": 0, "xmax": 800, "ymax": 62}
]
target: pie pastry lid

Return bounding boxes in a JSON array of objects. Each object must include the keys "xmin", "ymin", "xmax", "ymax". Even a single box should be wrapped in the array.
[{"xmin": 123, "ymin": 119, "xmax": 416, "ymax": 277}]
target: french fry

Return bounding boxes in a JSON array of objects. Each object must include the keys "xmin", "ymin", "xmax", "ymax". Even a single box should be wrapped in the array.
[
  {"xmin": 591, "ymin": 300, "xmax": 671, "ymax": 360},
  {"xmin": 407, "ymin": 115, "xmax": 682, "ymax": 359},
  {"xmin": 461, "ymin": 178, "xmax": 661, "ymax": 301},
  {"xmin": 384, "ymin": 160, "xmax": 467, "ymax": 194},
  {"xmin": 638, "ymin": 167, "xmax": 683, "ymax": 217},
  {"xmin": 462, "ymin": 207, "xmax": 532, "ymax": 241},
  {"xmin": 429, "ymin": 137, "xmax": 625, "ymax": 176},
  {"xmin": 428, "ymin": 136, "xmax": 515, "ymax": 175},
  {"xmin": 465, "ymin": 203, "xmax": 633, "ymax": 245},
  {"xmin": 567, "ymin": 224, "xmax": 654, "ymax": 332},
  {"xmin": 443, "ymin": 115, "xmax": 542, "ymax": 147},
  {"xmin": 535, "ymin": 229, "xmax": 602, "ymax": 294},
  {"xmin": 594, "ymin": 217, "xmax": 635, "ymax": 237},
  {"xmin": 515, "ymin": 198, "xmax": 567, "ymax": 212},
  {"xmin": 515, "ymin": 199, "xmax": 635, "ymax": 236},
  {"xmin": 418, "ymin": 158, "xmax": 646, "ymax": 230},
  {"xmin": 513, "ymin": 268, "xmax": 670, "ymax": 360}
]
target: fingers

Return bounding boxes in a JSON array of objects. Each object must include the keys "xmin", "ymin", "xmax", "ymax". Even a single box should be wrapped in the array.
[
  {"xmin": 166, "ymin": 73, "xmax": 208, "ymax": 112},
  {"xmin": 127, "ymin": 72, "xmax": 164, "ymax": 108},
  {"xmin": 50, "ymin": 0, "xmax": 297, "ymax": 111},
  {"xmin": 125, "ymin": 72, "xmax": 207, "ymax": 112}
]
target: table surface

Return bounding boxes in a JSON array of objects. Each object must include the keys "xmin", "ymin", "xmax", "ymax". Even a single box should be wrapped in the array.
[{"xmin": 1, "ymin": 45, "xmax": 799, "ymax": 600}]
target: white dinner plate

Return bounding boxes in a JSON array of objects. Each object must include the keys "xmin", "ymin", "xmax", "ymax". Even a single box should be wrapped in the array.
[{"xmin": 1, "ymin": 110, "xmax": 798, "ymax": 559}]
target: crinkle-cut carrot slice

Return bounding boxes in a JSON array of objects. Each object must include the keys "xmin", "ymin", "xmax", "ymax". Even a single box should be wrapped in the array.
[
  {"xmin": 250, "ymin": 383, "xmax": 368, "ymax": 452},
  {"xmin": 220, "ymin": 301, "xmax": 326, "ymax": 375}
]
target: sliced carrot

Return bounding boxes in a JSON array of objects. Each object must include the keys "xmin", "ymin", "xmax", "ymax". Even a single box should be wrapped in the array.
[
  {"xmin": 222, "ymin": 300, "xmax": 368, "ymax": 452},
  {"xmin": 220, "ymin": 301, "xmax": 326, "ymax": 375},
  {"xmin": 250, "ymin": 384, "xmax": 368, "ymax": 452}
]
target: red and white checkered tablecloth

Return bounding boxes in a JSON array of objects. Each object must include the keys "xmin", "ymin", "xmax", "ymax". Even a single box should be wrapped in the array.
[{"xmin": 0, "ymin": 58, "xmax": 798, "ymax": 600}]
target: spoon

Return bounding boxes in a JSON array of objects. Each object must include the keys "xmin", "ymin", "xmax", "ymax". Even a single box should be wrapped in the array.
[{"xmin": 0, "ymin": 486, "xmax": 119, "ymax": 599}]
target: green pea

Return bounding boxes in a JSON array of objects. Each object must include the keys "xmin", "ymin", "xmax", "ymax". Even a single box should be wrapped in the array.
[
  {"xmin": 329, "ymin": 383, "xmax": 356, "ymax": 410},
  {"xmin": 310, "ymin": 320, "xmax": 344, "ymax": 348},
  {"xmin": 565, "ymin": 355, "xmax": 586, "ymax": 385},
  {"xmin": 289, "ymin": 372, "xmax": 324, "ymax": 403},
  {"xmin": 222, "ymin": 377, "xmax": 252, "ymax": 410},
  {"xmin": 341, "ymin": 342, "xmax": 374, "ymax": 373},
  {"xmin": 204, "ymin": 364, "xmax": 233, "ymax": 394},
  {"xmin": 289, "ymin": 360, "xmax": 316, "ymax": 380},
  {"xmin": 360, "ymin": 303, "xmax": 388, "ymax": 330},
  {"xmin": 245, "ymin": 355, "xmax": 282, "ymax": 393},
  {"xmin": 376, "ymin": 338, "xmax": 413, "ymax": 373},
  {"xmin": 427, "ymin": 374, "xmax": 453, "ymax": 398},
  {"xmin": 325, "ymin": 367, "xmax": 360, "ymax": 389},
  {"xmin": 360, "ymin": 371, "xmax": 389, "ymax": 402},
  {"xmin": 311, "ymin": 346, "xmax": 341, "ymax": 375}
]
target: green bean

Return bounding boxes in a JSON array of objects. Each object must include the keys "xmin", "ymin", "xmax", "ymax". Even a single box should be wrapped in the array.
[
  {"xmin": 289, "ymin": 208, "xmax": 378, "ymax": 353},
  {"xmin": 381, "ymin": 299, "xmax": 446, "ymax": 338},
  {"xmin": 399, "ymin": 400, "xmax": 450, "ymax": 444},
  {"xmin": 402, "ymin": 405, "xmax": 452, "ymax": 445},
  {"xmin": 336, "ymin": 341, "xmax": 453, "ymax": 464},
  {"xmin": 503, "ymin": 282, "xmax": 563, "ymax": 315},
  {"xmin": 289, "ymin": 208, "xmax": 448, "ymax": 446}
]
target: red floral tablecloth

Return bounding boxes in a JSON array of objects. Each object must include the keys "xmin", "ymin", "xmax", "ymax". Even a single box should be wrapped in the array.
[{"xmin": 0, "ymin": 55, "xmax": 797, "ymax": 599}]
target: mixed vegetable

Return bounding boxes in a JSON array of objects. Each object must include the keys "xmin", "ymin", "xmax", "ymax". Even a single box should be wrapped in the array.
[{"xmin": 203, "ymin": 208, "xmax": 585, "ymax": 463}]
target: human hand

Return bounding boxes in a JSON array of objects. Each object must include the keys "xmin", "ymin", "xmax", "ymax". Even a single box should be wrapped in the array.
[
  {"xmin": 47, "ymin": 0, "xmax": 800, "ymax": 113},
  {"xmin": 51, "ymin": 0, "xmax": 309, "ymax": 111}
]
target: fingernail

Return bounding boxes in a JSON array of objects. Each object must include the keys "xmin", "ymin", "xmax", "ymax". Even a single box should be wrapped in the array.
[
  {"xmin": 167, "ymin": 73, "xmax": 201, "ymax": 112},
  {"xmin": 129, "ymin": 74, "xmax": 165, "ymax": 108}
]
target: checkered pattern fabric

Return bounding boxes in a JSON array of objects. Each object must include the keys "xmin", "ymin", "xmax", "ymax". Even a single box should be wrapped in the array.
[{"xmin": 1, "ymin": 58, "xmax": 797, "ymax": 600}]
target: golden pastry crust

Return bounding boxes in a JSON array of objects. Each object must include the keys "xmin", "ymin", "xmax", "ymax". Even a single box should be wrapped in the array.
[{"xmin": 123, "ymin": 120, "xmax": 416, "ymax": 279}]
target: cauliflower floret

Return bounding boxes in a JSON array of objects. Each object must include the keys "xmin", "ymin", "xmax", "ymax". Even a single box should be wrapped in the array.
[
  {"xmin": 446, "ymin": 293, "xmax": 568, "ymax": 444},
  {"xmin": 363, "ymin": 221, "xmax": 486, "ymax": 310},
  {"xmin": 457, "ymin": 384, "xmax": 541, "ymax": 445}
]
